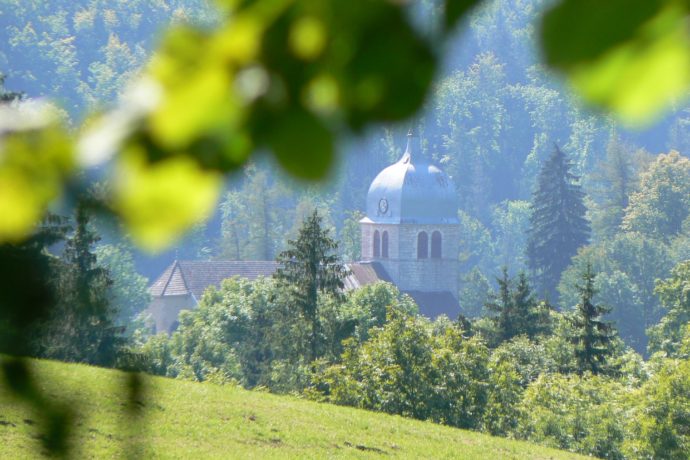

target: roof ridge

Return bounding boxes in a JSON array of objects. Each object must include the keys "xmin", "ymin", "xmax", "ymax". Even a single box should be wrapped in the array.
[
  {"xmin": 176, "ymin": 261, "xmax": 192, "ymax": 295},
  {"xmin": 160, "ymin": 260, "xmax": 179, "ymax": 296}
]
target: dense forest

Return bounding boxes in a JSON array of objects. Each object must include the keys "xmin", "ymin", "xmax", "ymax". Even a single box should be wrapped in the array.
[{"xmin": 2, "ymin": 0, "xmax": 690, "ymax": 458}]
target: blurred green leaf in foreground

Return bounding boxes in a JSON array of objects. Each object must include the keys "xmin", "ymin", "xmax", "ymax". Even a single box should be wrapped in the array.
[
  {"xmin": 73, "ymin": 0, "xmax": 456, "ymax": 251},
  {"xmin": 0, "ymin": 104, "xmax": 73, "ymax": 242},
  {"xmin": 541, "ymin": 0, "xmax": 690, "ymax": 126}
]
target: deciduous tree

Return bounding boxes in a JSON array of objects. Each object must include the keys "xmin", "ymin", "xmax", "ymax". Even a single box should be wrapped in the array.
[
  {"xmin": 622, "ymin": 151, "xmax": 690, "ymax": 241},
  {"xmin": 647, "ymin": 260, "xmax": 690, "ymax": 357}
]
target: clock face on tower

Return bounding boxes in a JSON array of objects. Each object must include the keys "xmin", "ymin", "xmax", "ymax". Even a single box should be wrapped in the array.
[{"xmin": 378, "ymin": 198, "xmax": 389, "ymax": 214}]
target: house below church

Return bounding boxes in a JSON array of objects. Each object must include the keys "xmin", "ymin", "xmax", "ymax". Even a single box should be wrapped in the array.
[
  {"xmin": 148, "ymin": 259, "xmax": 459, "ymax": 334},
  {"xmin": 147, "ymin": 131, "xmax": 461, "ymax": 334}
]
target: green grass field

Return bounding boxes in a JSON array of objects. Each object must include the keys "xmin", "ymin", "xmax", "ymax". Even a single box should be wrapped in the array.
[{"xmin": 0, "ymin": 358, "xmax": 587, "ymax": 459}]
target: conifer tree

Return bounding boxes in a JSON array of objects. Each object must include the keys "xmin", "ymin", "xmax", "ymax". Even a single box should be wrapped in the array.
[
  {"xmin": 587, "ymin": 139, "xmax": 640, "ymax": 239},
  {"xmin": 569, "ymin": 264, "xmax": 614, "ymax": 375},
  {"xmin": 512, "ymin": 272, "xmax": 551, "ymax": 339},
  {"xmin": 484, "ymin": 269, "xmax": 549, "ymax": 345},
  {"xmin": 218, "ymin": 190, "xmax": 248, "ymax": 259},
  {"xmin": 485, "ymin": 268, "xmax": 513, "ymax": 344},
  {"xmin": 39, "ymin": 203, "xmax": 122, "ymax": 365},
  {"xmin": 527, "ymin": 146, "xmax": 590, "ymax": 300},
  {"xmin": 274, "ymin": 210, "xmax": 347, "ymax": 362},
  {"xmin": 0, "ymin": 214, "xmax": 68, "ymax": 356}
]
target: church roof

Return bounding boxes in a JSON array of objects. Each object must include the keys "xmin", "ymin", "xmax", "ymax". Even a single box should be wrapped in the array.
[
  {"xmin": 149, "ymin": 260, "xmax": 279, "ymax": 299},
  {"xmin": 364, "ymin": 131, "xmax": 458, "ymax": 225},
  {"xmin": 149, "ymin": 260, "xmax": 394, "ymax": 301},
  {"xmin": 343, "ymin": 261, "xmax": 393, "ymax": 289},
  {"xmin": 403, "ymin": 291, "xmax": 460, "ymax": 320},
  {"xmin": 150, "ymin": 260, "xmax": 461, "ymax": 319}
]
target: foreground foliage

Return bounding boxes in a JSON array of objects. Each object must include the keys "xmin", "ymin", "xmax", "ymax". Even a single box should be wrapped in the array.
[
  {"xmin": 314, "ymin": 311, "xmax": 488, "ymax": 430},
  {"xmin": 137, "ymin": 280, "xmax": 417, "ymax": 390}
]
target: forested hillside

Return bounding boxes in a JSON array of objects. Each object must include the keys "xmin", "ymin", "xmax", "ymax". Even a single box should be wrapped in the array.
[{"xmin": 0, "ymin": 0, "xmax": 213, "ymax": 117}]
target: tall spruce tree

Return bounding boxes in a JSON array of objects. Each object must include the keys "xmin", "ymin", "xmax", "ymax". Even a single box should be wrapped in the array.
[
  {"xmin": 527, "ymin": 146, "xmax": 590, "ymax": 300},
  {"xmin": 274, "ymin": 210, "xmax": 347, "ymax": 362},
  {"xmin": 569, "ymin": 264, "xmax": 615, "ymax": 375},
  {"xmin": 38, "ymin": 203, "xmax": 122, "ymax": 365},
  {"xmin": 0, "ymin": 214, "xmax": 68, "ymax": 356}
]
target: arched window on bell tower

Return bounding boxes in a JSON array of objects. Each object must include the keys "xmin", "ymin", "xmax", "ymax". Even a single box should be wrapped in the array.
[
  {"xmin": 382, "ymin": 231, "xmax": 389, "ymax": 258},
  {"xmin": 431, "ymin": 231, "xmax": 442, "ymax": 258},
  {"xmin": 417, "ymin": 231, "xmax": 428, "ymax": 259},
  {"xmin": 373, "ymin": 230, "xmax": 381, "ymax": 258}
]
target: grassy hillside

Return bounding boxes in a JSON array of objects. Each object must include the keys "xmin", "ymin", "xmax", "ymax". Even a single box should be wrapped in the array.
[{"xmin": 0, "ymin": 359, "xmax": 587, "ymax": 459}]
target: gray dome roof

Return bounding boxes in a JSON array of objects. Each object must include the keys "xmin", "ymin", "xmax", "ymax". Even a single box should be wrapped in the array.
[{"xmin": 364, "ymin": 132, "xmax": 458, "ymax": 224}]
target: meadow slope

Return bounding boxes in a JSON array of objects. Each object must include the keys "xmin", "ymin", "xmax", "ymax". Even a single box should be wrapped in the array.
[{"xmin": 0, "ymin": 359, "xmax": 588, "ymax": 459}]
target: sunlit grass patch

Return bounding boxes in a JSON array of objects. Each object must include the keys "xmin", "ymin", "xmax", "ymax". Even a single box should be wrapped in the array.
[{"xmin": 0, "ymin": 358, "xmax": 588, "ymax": 459}]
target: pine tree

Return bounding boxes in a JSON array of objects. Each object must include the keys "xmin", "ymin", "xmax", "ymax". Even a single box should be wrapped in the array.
[
  {"xmin": 512, "ymin": 272, "xmax": 551, "ymax": 339},
  {"xmin": 340, "ymin": 210, "xmax": 364, "ymax": 262},
  {"xmin": 245, "ymin": 168, "xmax": 277, "ymax": 260},
  {"xmin": 0, "ymin": 214, "xmax": 68, "ymax": 356},
  {"xmin": 39, "ymin": 203, "xmax": 122, "ymax": 365},
  {"xmin": 485, "ymin": 268, "xmax": 514, "ymax": 344},
  {"xmin": 218, "ymin": 190, "xmax": 248, "ymax": 259},
  {"xmin": 274, "ymin": 210, "xmax": 347, "ymax": 362},
  {"xmin": 569, "ymin": 264, "xmax": 614, "ymax": 375},
  {"xmin": 527, "ymin": 146, "xmax": 590, "ymax": 300},
  {"xmin": 587, "ymin": 138, "xmax": 637, "ymax": 239},
  {"xmin": 484, "ymin": 268, "xmax": 550, "ymax": 345}
]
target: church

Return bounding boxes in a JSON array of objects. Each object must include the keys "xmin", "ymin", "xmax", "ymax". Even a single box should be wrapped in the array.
[{"xmin": 148, "ymin": 131, "xmax": 461, "ymax": 333}]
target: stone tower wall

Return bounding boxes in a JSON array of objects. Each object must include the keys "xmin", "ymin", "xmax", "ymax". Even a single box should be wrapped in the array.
[
  {"xmin": 360, "ymin": 222, "xmax": 459, "ymax": 295},
  {"xmin": 360, "ymin": 223, "xmax": 400, "ymax": 261}
]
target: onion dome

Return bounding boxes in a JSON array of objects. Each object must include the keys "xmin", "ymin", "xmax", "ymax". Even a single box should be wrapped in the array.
[{"xmin": 365, "ymin": 131, "xmax": 458, "ymax": 224}]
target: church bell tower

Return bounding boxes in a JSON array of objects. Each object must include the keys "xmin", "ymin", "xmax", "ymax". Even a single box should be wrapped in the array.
[{"xmin": 360, "ymin": 131, "xmax": 460, "ymax": 301}]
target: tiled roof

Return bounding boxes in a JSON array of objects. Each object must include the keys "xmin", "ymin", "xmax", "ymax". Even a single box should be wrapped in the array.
[
  {"xmin": 343, "ymin": 262, "xmax": 392, "ymax": 290},
  {"xmin": 403, "ymin": 290, "xmax": 460, "ymax": 320},
  {"xmin": 149, "ymin": 260, "xmax": 279, "ymax": 298},
  {"xmin": 148, "ymin": 262, "xmax": 188, "ymax": 296},
  {"xmin": 149, "ymin": 260, "xmax": 392, "ymax": 300},
  {"xmin": 149, "ymin": 260, "xmax": 460, "ymax": 319}
]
